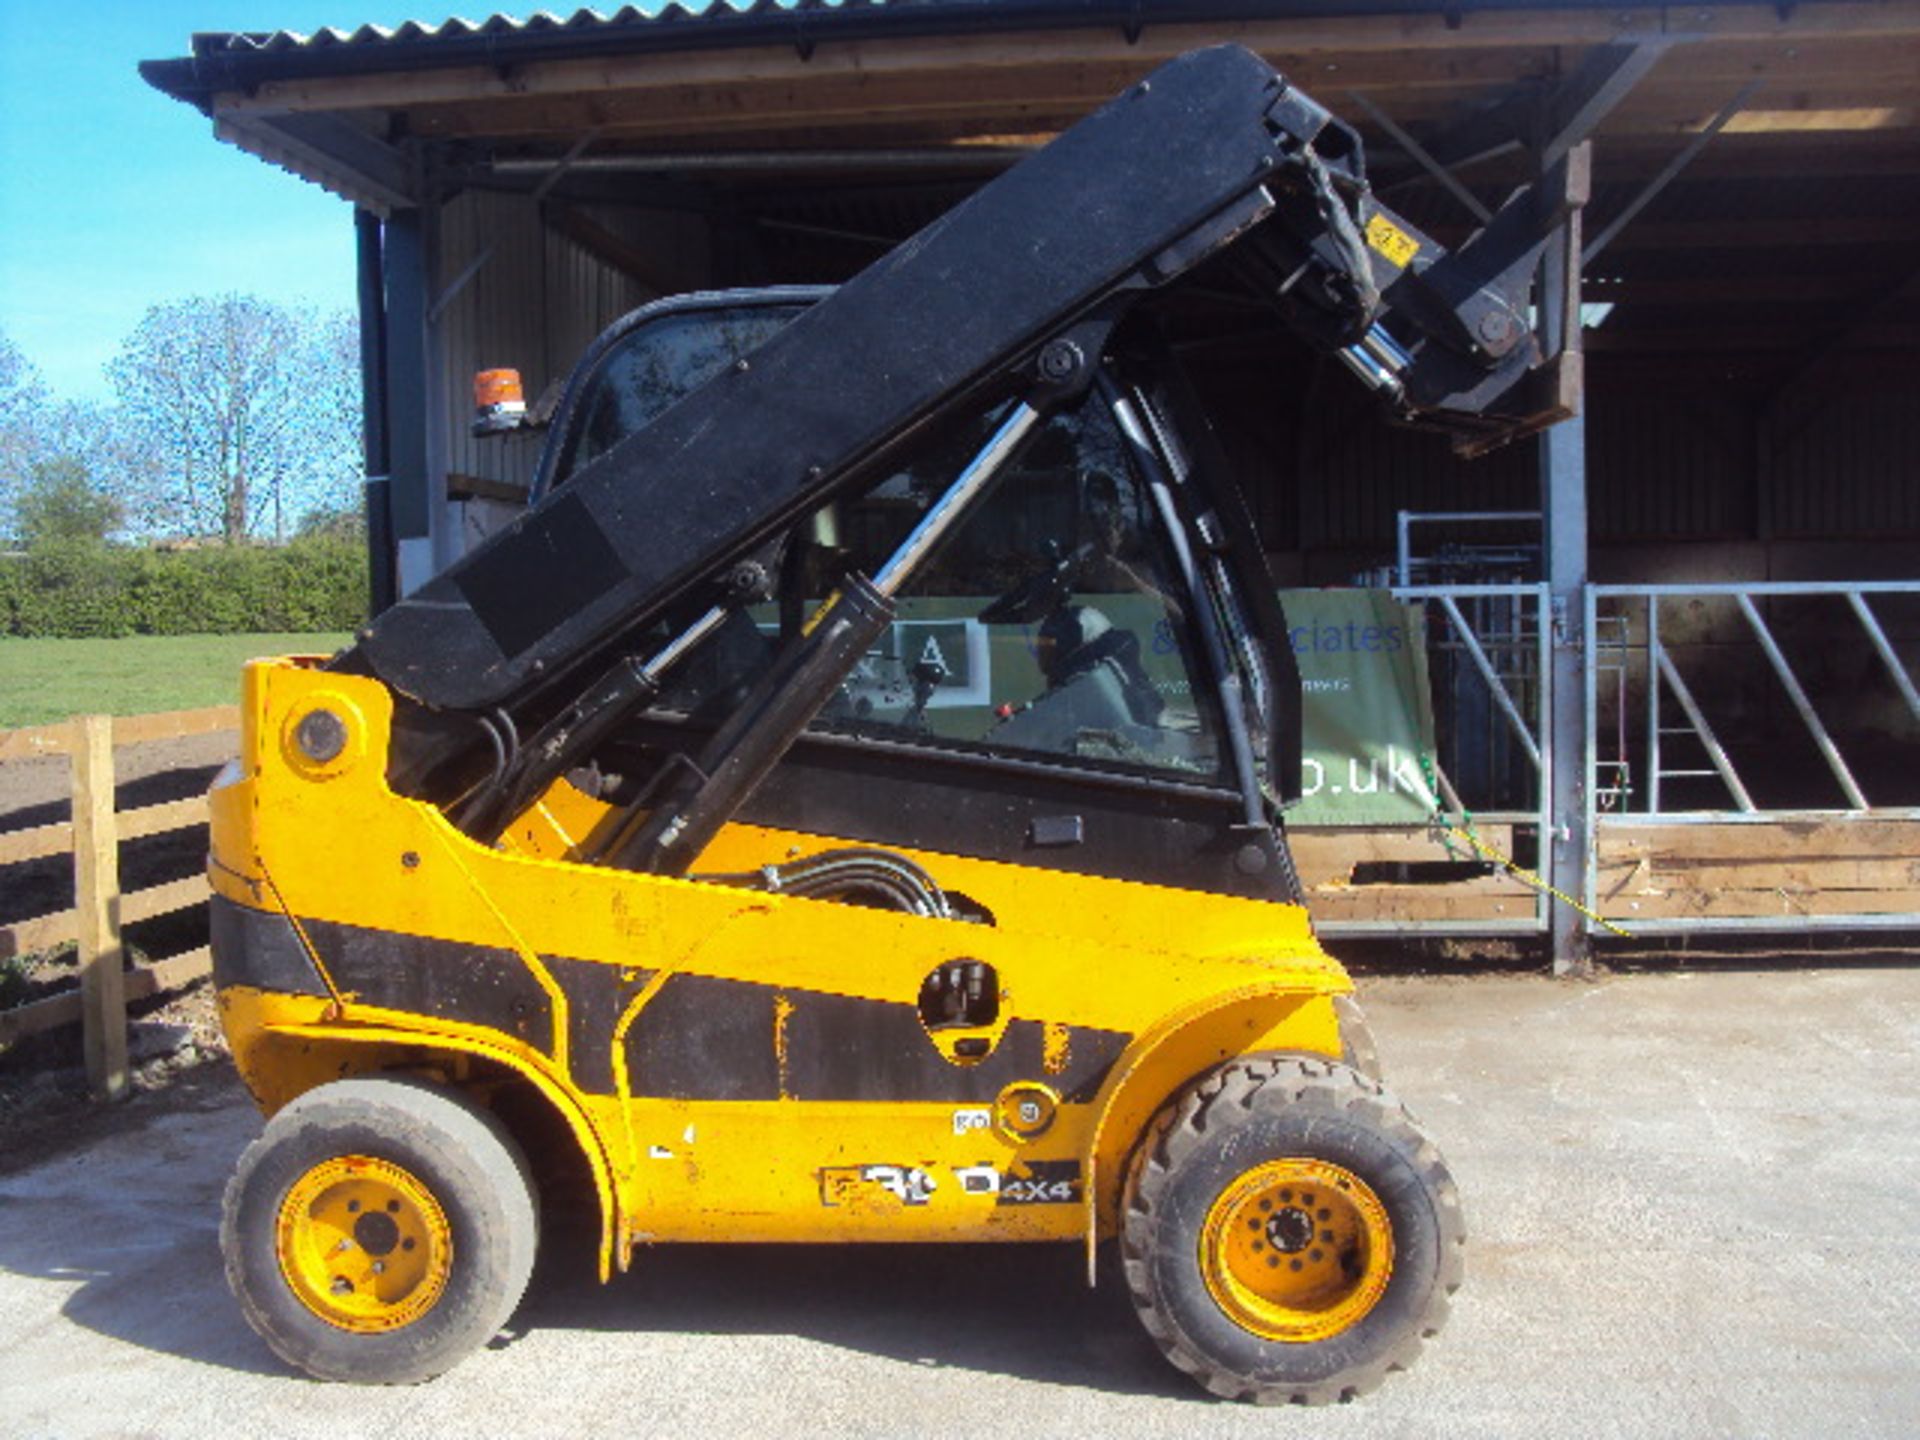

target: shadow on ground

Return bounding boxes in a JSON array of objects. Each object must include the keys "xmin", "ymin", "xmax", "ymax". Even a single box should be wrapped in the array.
[
  {"xmin": 0, "ymin": 1071, "xmax": 286, "ymax": 1377},
  {"xmin": 513, "ymin": 1228, "xmax": 1187, "ymax": 1400},
  {"xmin": 0, "ymin": 1076, "xmax": 1187, "ymax": 1400}
]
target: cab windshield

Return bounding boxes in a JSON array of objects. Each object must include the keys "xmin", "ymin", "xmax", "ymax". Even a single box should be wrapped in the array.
[{"xmin": 652, "ymin": 389, "xmax": 1229, "ymax": 783}]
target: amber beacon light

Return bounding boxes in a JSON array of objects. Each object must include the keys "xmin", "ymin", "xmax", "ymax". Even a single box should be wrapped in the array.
[{"xmin": 471, "ymin": 368, "xmax": 527, "ymax": 436}]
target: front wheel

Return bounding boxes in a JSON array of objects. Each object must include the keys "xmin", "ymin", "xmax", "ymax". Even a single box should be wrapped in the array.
[
  {"xmin": 222, "ymin": 1075, "xmax": 539, "ymax": 1384},
  {"xmin": 1120, "ymin": 1055, "xmax": 1463, "ymax": 1404}
]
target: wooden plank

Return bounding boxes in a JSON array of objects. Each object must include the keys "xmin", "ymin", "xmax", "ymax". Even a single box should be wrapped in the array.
[
  {"xmin": 1598, "ymin": 135, "xmax": 1920, "ymax": 181},
  {"xmin": 0, "ymin": 717, "xmax": 73, "ymax": 762},
  {"xmin": 0, "ymin": 948, "xmax": 214, "ymax": 1048},
  {"xmin": 1597, "ymin": 856, "xmax": 1920, "ymax": 894},
  {"xmin": 1289, "ymin": 825, "xmax": 1514, "ymax": 887},
  {"xmin": 1586, "ymin": 323, "xmax": 1917, "ymax": 353},
  {"xmin": 1597, "ymin": 852, "xmax": 1920, "ymax": 887},
  {"xmin": 74, "ymin": 715, "xmax": 127, "ymax": 1100},
  {"xmin": 1310, "ymin": 871, "xmax": 1533, "ymax": 898},
  {"xmin": 1601, "ymin": 887, "xmax": 1920, "ymax": 920},
  {"xmin": 1588, "ymin": 275, "xmax": 1868, "ymax": 305},
  {"xmin": 1598, "ymin": 818, "xmax": 1920, "ymax": 861},
  {"xmin": 1305, "ymin": 846, "xmax": 1537, "ymax": 921},
  {"xmin": 0, "ymin": 820, "xmax": 74, "ymax": 867},
  {"xmin": 1306, "ymin": 889, "xmax": 1537, "ymax": 923},
  {"xmin": 1589, "ymin": 217, "xmax": 1920, "ymax": 251},
  {"xmin": 112, "ymin": 705, "xmax": 239, "ymax": 748},
  {"xmin": 3, "ymin": 706, "xmax": 235, "ymax": 764},
  {"xmin": 405, "ymin": 42, "xmax": 1920, "ymax": 146},
  {"xmin": 404, "ymin": 48, "xmax": 1553, "ymax": 143},
  {"xmin": 0, "ymin": 909, "xmax": 77, "ymax": 959},
  {"xmin": 146, "ymin": 946, "xmax": 213, "ymax": 991},
  {"xmin": 1291, "ymin": 825, "xmax": 1514, "ymax": 858},
  {"xmin": 0, "ymin": 989, "xmax": 79, "ymax": 1046},
  {"xmin": 121, "ymin": 876, "xmax": 209, "ymax": 925},
  {"xmin": 1596, "ymin": 818, "xmax": 1920, "ymax": 920},
  {"xmin": 116, "ymin": 795, "xmax": 210, "ymax": 842},
  {"xmin": 446, "ymin": 472, "xmax": 532, "ymax": 506}
]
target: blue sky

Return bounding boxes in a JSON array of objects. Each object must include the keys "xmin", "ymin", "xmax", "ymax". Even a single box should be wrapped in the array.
[{"xmin": 0, "ymin": 3, "xmax": 439, "ymax": 399}]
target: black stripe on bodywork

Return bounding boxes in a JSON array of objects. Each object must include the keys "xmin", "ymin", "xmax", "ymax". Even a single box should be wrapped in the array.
[
  {"xmin": 626, "ymin": 974, "xmax": 784, "ymax": 1101},
  {"xmin": 544, "ymin": 955, "xmax": 657, "ymax": 1095},
  {"xmin": 210, "ymin": 896, "xmax": 1130, "ymax": 1105},
  {"xmin": 209, "ymin": 894, "xmax": 331, "ymax": 998},
  {"xmin": 625, "ymin": 972, "xmax": 1129, "ymax": 1103},
  {"xmin": 299, "ymin": 916, "xmax": 556, "ymax": 1055}
]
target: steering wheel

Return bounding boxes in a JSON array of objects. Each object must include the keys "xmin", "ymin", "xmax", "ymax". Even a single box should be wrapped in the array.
[{"xmin": 978, "ymin": 540, "xmax": 1079, "ymax": 625}]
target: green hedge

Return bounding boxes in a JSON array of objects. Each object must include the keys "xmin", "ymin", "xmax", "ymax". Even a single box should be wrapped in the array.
[{"xmin": 0, "ymin": 538, "xmax": 368, "ymax": 637}]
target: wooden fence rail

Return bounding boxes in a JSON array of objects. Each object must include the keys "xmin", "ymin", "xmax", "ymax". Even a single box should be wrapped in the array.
[{"xmin": 0, "ymin": 706, "xmax": 238, "ymax": 1098}]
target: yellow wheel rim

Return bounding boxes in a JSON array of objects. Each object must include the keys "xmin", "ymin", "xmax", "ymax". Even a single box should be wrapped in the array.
[
  {"xmin": 1199, "ymin": 1159, "xmax": 1393, "ymax": 1343},
  {"xmin": 275, "ymin": 1155, "xmax": 452, "ymax": 1334}
]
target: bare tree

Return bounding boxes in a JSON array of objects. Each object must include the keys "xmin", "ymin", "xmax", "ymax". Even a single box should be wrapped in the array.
[
  {"xmin": 0, "ymin": 331, "xmax": 50, "ymax": 529},
  {"xmin": 107, "ymin": 295, "xmax": 359, "ymax": 543}
]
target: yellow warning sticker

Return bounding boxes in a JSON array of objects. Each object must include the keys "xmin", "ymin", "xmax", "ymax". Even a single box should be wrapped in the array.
[{"xmin": 1365, "ymin": 214, "xmax": 1420, "ymax": 269}]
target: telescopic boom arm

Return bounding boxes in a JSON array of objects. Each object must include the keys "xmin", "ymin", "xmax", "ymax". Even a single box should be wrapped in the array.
[{"xmin": 333, "ymin": 44, "xmax": 1584, "ymax": 811}]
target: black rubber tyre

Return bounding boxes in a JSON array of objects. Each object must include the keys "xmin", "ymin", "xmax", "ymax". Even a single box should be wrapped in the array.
[
  {"xmin": 1334, "ymin": 995, "xmax": 1384, "ymax": 1081},
  {"xmin": 222, "ymin": 1075, "xmax": 539, "ymax": 1384},
  {"xmin": 1120, "ymin": 1055, "xmax": 1463, "ymax": 1404}
]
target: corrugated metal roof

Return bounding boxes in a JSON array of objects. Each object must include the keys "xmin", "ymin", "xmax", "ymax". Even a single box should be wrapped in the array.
[
  {"xmin": 137, "ymin": 2, "xmax": 1212, "ymax": 113},
  {"xmin": 145, "ymin": 1, "xmax": 1789, "ymax": 107},
  {"xmin": 168, "ymin": 0, "xmax": 1612, "ymax": 60},
  {"xmin": 186, "ymin": 3, "xmax": 896, "ymax": 57}
]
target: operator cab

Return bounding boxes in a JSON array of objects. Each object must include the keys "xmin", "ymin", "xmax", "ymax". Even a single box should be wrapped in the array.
[
  {"xmin": 529, "ymin": 290, "xmax": 1302, "ymax": 903},
  {"xmin": 531, "ymin": 288, "xmax": 827, "ymax": 504}
]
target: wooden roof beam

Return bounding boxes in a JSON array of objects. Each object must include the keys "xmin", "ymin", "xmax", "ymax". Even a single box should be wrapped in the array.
[
  {"xmin": 390, "ymin": 47, "xmax": 1563, "ymax": 145},
  {"xmin": 1584, "ymin": 321, "xmax": 1917, "ymax": 351},
  {"xmin": 1542, "ymin": 40, "xmax": 1673, "ymax": 166},
  {"xmin": 1585, "ymin": 77, "xmax": 1758, "ymax": 263},
  {"xmin": 541, "ymin": 203, "xmax": 677, "ymax": 295},
  {"xmin": 1429, "ymin": 216, "xmax": 1920, "ymax": 250},
  {"xmin": 213, "ymin": 111, "xmax": 417, "ymax": 212},
  {"xmin": 207, "ymin": 4, "xmax": 1920, "ymax": 118},
  {"xmin": 1582, "ymin": 274, "xmax": 1895, "ymax": 303}
]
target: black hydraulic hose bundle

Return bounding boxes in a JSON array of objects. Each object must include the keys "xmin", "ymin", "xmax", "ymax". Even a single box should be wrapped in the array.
[{"xmin": 694, "ymin": 847, "xmax": 956, "ymax": 920}]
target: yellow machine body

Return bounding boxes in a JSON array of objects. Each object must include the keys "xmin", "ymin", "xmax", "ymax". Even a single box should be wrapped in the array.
[{"xmin": 210, "ymin": 658, "xmax": 1354, "ymax": 1281}]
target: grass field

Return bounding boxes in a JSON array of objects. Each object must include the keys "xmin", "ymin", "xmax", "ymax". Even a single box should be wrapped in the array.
[{"xmin": 0, "ymin": 634, "xmax": 351, "ymax": 728}]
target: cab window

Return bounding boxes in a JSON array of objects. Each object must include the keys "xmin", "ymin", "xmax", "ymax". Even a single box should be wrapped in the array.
[
  {"xmin": 656, "ymin": 392, "xmax": 1225, "ymax": 781},
  {"xmin": 546, "ymin": 304, "xmax": 803, "ymax": 488}
]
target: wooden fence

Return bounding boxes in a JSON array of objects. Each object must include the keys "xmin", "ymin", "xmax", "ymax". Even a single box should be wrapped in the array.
[{"xmin": 0, "ymin": 706, "xmax": 237, "ymax": 1099}]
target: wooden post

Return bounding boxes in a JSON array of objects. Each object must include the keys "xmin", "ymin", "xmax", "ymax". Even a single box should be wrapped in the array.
[{"xmin": 73, "ymin": 714, "xmax": 128, "ymax": 1100}]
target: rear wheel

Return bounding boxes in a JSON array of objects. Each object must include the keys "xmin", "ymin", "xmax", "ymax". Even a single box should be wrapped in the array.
[
  {"xmin": 222, "ymin": 1075, "xmax": 539, "ymax": 1384},
  {"xmin": 1121, "ymin": 1055, "xmax": 1462, "ymax": 1404}
]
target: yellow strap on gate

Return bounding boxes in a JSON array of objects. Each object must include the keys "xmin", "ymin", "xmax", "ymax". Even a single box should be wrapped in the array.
[
  {"xmin": 1433, "ymin": 819, "xmax": 1631, "ymax": 939},
  {"xmin": 1417, "ymin": 753, "xmax": 1631, "ymax": 938}
]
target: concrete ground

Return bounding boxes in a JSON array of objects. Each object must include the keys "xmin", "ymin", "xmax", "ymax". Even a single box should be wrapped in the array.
[{"xmin": 3, "ymin": 966, "xmax": 1916, "ymax": 1439}]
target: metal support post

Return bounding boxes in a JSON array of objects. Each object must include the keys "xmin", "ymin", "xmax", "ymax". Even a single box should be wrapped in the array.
[
  {"xmin": 381, "ymin": 209, "xmax": 434, "ymax": 596},
  {"xmin": 1539, "ymin": 143, "xmax": 1592, "ymax": 975},
  {"xmin": 355, "ymin": 209, "xmax": 397, "ymax": 616}
]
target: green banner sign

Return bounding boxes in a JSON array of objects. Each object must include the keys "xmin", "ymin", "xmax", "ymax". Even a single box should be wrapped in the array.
[{"xmin": 1279, "ymin": 589, "xmax": 1439, "ymax": 825}]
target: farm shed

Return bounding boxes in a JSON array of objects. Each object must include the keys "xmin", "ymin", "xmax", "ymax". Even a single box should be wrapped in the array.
[{"xmin": 143, "ymin": 0, "xmax": 1920, "ymax": 965}]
